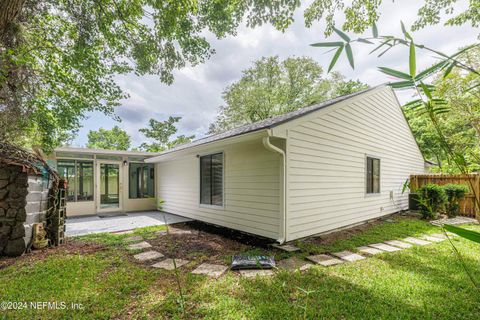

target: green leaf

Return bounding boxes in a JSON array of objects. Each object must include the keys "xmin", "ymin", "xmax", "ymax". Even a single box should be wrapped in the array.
[
  {"xmin": 403, "ymin": 99, "xmax": 423, "ymax": 108},
  {"xmin": 311, "ymin": 42, "xmax": 344, "ymax": 47},
  {"xmin": 444, "ymin": 225, "xmax": 480, "ymax": 244},
  {"xmin": 372, "ymin": 22, "xmax": 378, "ymax": 38},
  {"xmin": 443, "ymin": 62, "xmax": 456, "ymax": 78},
  {"xmin": 378, "ymin": 67, "xmax": 412, "ymax": 80},
  {"xmin": 333, "ymin": 27, "xmax": 350, "ymax": 42},
  {"xmin": 416, "ymin": 60, "xmax": 449, "ymax": 80},
  {"xmin": 466, "ymin": 82, "xmax": 480, "ymax": 92},
  {"xmin": 409, "ymin": 41, "xmax": 416, "ymax": 78},
  {"xmin": 345, "ymin": 43, "xmax": 354, "ymax": 69},
  {"xmin": 420, "ymin": 82, "xmax": 433, "ymax": 99},
  {"xmin": 400, "ymin": 21, "xmax": 412, "ymax": 40},
  {"xmin": 328, "ymin": 45, "xmax": 344, "ymax": 73},
  {"xmin": 357, "ymin": 38, "xmax": 373, "ymax": 44},
  {"xmin": 370, "ymin": 40, "xmax": 391, "ymax": 54},
  {"xmin": 389, "ymin": 80, "xmax": 415, "ymax": 89}
]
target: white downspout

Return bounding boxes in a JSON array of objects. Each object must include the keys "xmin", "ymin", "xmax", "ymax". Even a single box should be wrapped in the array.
[{"xmin": 262, "ymin": 135, "xmax": 287, "ymax": 244}]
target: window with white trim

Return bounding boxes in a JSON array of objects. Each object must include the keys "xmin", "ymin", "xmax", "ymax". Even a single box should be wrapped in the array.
[
  {"xmin": 366, "ymin": 157, "xmax": 380, "ymax": 194},
  {"xmin": 200, "ymin": 153, "xmax": 223, "ymax": 206}
]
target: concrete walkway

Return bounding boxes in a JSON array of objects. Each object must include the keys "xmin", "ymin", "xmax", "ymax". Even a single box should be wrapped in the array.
[{"xmin": 66, "ymin": 211, "xmax": 191, "ymax": 237}]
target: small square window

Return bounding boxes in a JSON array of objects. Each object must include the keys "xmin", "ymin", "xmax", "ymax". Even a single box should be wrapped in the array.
[{"xmin": 366, "ymin": 157, "xmax": 380, "ymax": 194}]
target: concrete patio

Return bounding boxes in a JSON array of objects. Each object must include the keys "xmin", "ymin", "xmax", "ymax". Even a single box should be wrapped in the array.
[{"xmin": 66, "ymin": 211, "xmax": 191, "ymax": 237}]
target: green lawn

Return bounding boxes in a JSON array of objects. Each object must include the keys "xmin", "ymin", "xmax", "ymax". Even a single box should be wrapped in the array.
[{"xmin": 1, "ymin": 218, "xmax": 479, "ymax": 319}]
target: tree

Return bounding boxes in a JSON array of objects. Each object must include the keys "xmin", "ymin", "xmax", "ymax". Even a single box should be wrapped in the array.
[
  {"xmin": 208, "ymin": 56, "xmax": 368, "ymax": 134},
  {"xmin": 139, "ymin": 116, "xmax": 194, "ymax": 152},
  {"xmin": 86, "ymin": 125, "xmax": 131, "ymax": 150},
  {"xmin": 0, "ymin": 1, "xmax": 302, "ymax": 152},
  {"xmin": 304, "ymin": 0, "xmax": 480, "ymax": 36}
]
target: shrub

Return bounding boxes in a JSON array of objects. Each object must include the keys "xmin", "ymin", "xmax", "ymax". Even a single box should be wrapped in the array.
[
  {"xmin": 417, "ymin": 184, "xmax": 448, "ymax": 219},
  {"xmin": 443, "ymin": 184, "xmax": 469, "ymax": 218}
]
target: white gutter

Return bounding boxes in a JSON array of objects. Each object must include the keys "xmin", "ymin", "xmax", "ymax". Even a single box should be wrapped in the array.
[{"xmin": 262, "ymin": 134, "xmax": 287, "ymax": 244}]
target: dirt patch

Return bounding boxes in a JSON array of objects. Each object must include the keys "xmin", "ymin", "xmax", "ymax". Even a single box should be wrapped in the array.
[
  {"xmin": 147, "ymin": 223, "xmax": 260, "ymax": 264},
  {"xmin": 0, "ymin": 240, "xmax": 105, "ymax": 269}
]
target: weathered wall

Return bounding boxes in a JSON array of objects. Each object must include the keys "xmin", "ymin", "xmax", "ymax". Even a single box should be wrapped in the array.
[{"xmin": 0, "ymin": 165, "xmax": 50, "ymax": 256}]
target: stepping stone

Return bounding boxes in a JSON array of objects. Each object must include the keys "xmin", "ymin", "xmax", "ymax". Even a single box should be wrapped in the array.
[
  {"xmin": 306, "ymin": 254, "xmax": 344, "ymax": 266},
  {"xmin": 271, "ymin": 243, "xmax": 301, "ymax": 252},
  {"xmin": 115, "ymin": 230, "xmax": 134, "ymax": 234},
  {"xmin": 191, "ymin": 263, "xmax": 229, "ymax": 278},
  {"xmin": 169, "ymin": 229, "xmax": 192, "ymax": 235},
  {"xmin": 124, "ymin": 235, "xmax": 143, "ymax": 242},
  {"xmin": 332, "ymin": 251, "xmax": 365, "ymax": 262},
  {"xmin": 421, "ymin": 235, "xmax": 445, "ymax": 242},
  {"xmin": 155, "ymin": 230, "xmax": 168, "ymax": 236},
  {"xmin": 277, "ymin": 257, "xmax": 313, "ymax": 271},
  {"xmin": 151, "ymin": 258, "xmax": 190, "ymax": 270},
  {"xmin": 133, "ymin": 251, "xmax": 164, "ymax": 262},
  {"xmin": 239, "ymin": 269, "xmax": 274, "ymax": 278},
  {"xmin": 384, "ymin": 240, "xmax": 413, "ymax": 249},
  {"xmin": 368, "ymin": 243, "xmax": 402, "ymax": 252},
  {"xmin": 357, "ymin": 246, "xmax": 384, "ymax": 255},
  {"xmin": 403, "ymin": 237, "xmax": 431, "ymax": 246},
  {"xmin": 127, "ymin": 241, "xmax": 152, "ymax": 250}
]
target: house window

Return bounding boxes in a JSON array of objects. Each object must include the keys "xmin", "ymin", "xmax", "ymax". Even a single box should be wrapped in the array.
[
  {"xmin": 129, "ymin": 163, "xmax": 155, "ymax": 198},
  {"xmin": 57, "ymin": 160, "xmax": 94, "ymax": 202},
  {"xmin": 366, "ymin": 157, "xmax": 381, "ymax": 194},
  {"xmin": 200, "ymin": 153, "xmax": 223, "ymax": 206}
]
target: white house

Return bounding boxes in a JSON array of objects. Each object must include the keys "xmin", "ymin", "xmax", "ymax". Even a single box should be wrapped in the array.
[{"xmin": 145, "ymin": 85, "xmax": 426, "ymax": 242}]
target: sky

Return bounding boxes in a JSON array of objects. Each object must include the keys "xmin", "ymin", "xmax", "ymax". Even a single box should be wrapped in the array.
[{"xmin": 72, "ymin": 0, "xmax": 478, "ymax": 148}]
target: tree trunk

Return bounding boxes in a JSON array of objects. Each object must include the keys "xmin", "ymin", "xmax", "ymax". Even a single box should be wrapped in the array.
[{"xmin": 0, "ymin": 0, "xmax": 26, "ymax": 39}]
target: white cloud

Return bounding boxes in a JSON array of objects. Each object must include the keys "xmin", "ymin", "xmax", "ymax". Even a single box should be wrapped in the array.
[{"xmin": 72, "ymin": 0, "xmax": 478, "ymax": 148}]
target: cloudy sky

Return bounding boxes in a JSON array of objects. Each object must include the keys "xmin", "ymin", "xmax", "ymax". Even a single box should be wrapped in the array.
[{"xmin": 72, "ymin": 0, "xmax": 477, "ymax": 148}]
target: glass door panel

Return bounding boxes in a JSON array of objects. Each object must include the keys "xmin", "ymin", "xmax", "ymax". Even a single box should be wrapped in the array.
[{"xmin": 100, "ymin": 163, "xmax": 120, "ymax": 209}]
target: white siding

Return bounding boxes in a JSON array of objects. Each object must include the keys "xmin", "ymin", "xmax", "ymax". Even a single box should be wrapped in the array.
[
  {"xmin": 157, "ymin": 139, "xmax": 281, "ymax": 239},
  {"xmin": 284, "ymin": 87, "xmax": 425, "ymax": 240}
]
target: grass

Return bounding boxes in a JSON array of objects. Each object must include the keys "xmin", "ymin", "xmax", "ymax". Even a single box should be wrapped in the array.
[{"xmin": 1, "ymin": 218, "xmax": 479, "ymax": 319}]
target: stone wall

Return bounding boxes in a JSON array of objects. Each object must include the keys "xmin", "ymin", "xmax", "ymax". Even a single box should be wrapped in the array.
[{"xmin": 0, "ymin": 165, "xmax": 50, "ymax": 256}]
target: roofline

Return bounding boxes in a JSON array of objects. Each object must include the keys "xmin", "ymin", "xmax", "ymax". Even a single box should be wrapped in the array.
[
  {"xmin": 146, "ymin": 84, "xmax": 387, "ymax": 161},
  {"xmin": 54, "ymin": 147, "xmax": 158, "ymax": 157}
]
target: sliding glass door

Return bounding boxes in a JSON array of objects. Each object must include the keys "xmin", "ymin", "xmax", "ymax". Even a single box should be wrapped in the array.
[{"xmin": 97, "ymin": 161, "xmax": 123, "ymax": 212}]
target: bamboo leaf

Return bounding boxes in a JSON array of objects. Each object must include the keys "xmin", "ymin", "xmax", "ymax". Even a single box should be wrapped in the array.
[
  {"xmin": 378, "ymin": 67, "xmax": 412, "ymax": 80},
  {"xmin": 444, "ymin": 225, "xmax": 480, "ymax": 244},
  {"xmin": 372, "ymin": 22, "xmax": 378, "ymax": 37},
  {"xmin": 416, "ymin": 60, "xmax": 449, "ymax": 80},
  {"xmin": 403, "ymin": 99, "xmax": 423, "ymax": 108},
  {"xmin": 409, "ymin": 41, "xmax": 416, "ymax": 78},
  {"xmin": 333, "ymin": 27, "xmax": 350, "ymax": 42},
  {"xmin": 328, "ymin": 45, "xmax": 344, "ymax": 73},
  {"xmin": 357, "ymin": 38, "xmax": 373, "ymax": 44},
  {"xmin": 345, "ymin": 43, "xmax": 354, "ymax": 69},
  {"xmin": 420, "ymin": 82, "xmax": 433, "ymax": 99},
  {"xmin": 443, "ymin": 62, "xmax": 456, "ymax": 78},
  {"xmin": 401, "ymin": 21, "xmax": 412, "ymax": 40},
  {"xmin": 369, "ymin": 40, "xmax": 391, "ymax": 54},
  {"xmin": 311, "ymin": 42, "xmax": 344, "ymax": 47},
  {"xmin": 389, "ymin": 80, "xmax": 415, "ymax": 89}
]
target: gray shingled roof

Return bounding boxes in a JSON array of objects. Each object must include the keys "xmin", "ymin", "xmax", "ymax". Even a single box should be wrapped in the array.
[{"xmin": 153, "ymin": 85, "xmax": 383, "ymax": 157}]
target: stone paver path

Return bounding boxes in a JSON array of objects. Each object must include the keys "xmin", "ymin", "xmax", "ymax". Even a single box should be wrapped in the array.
[
  {"xmin": 332, "ymin": 251, "xmax": 365, "ymax": 262},
  {"xmin": 152, "ymin": 258, "xmax": 190, "ymax": 270},
  {"xmin": 277, "ymin": 257, "xmax": 313, "ymax": 271},
  {"xmin": 124, "ymin": 235, "xmax": 143, "ymax": 242},
  {"xmin": 403, "ymin": 237, "xmax": 431, "ymax": 246},
  {"xmin": 134, "ymin": 251, "xmax": 164, "ymax": 262},
  {"xmin": 239, "ymin": 269, "xmax": 274, "ymax": 278},
  {"xmin": 384, "ymin": 240, "xmax": 413, "ymax": 249},
  {"xmin": 369, "ymin": 243, "xmax": 402, "ymax": 252},
  {"xmin": 421, "ymin": 235, "xmax": 445, "ymax": 242},
  {"xmin": 431, "ymin": 216, "xmax": 478, "ymax": 226},
  {"xmin": 430, "ymin": 233, "xmax": 448, "ymax": 239},
  {"xmin": 307, "ymin": 254, "xmax": 344, "ymax": 266},
  {"xmin": 168, "ymin": 229, "xmax": 192, "ymax": 235},
  {"xmin": 127, "ymin": 241, "xmax": 152, "ymax": 250},
  {"xmin": 272, "ymin": 243, "xmax": 301, "ymax": 252},
  {"xmin": 192, "ymin": 263, "xmax": 229, "ymax": 278},
  {"xmin": 357, "ymin": 246, "xmax": 384, "ymax": 255}
]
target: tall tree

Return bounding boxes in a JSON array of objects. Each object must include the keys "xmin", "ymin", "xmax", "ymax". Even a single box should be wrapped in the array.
[
  {"xmin": 86, "ymin": 125, "xmax": 131, "ymax": 150},
  {"xmin": 0, "ymin": 0, "xmax": 301, "ymax": 152},
  {"xmin": 139, "ymin": 116, "xmax": 194, "ymax": 152},
  {"xmin": 208, "ymin": 56, "xmax": 368, "ymax": 134}
]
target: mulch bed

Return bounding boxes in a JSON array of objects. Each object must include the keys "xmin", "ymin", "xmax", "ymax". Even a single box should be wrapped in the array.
[
  {"xmin": 0, "ymin": 240, "xmax": 105, "ymax": 270},
  {"xmin": 147, "ymin": 222, "xmax": 272, "ymax": 263}
]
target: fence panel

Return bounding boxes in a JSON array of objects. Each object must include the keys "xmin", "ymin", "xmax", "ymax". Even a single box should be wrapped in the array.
[{"xmin": 410, "ymin": 174, "xmax": 480, "ymax": 217}]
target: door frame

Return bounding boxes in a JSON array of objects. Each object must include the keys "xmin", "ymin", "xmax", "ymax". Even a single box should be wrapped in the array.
[{"xmin": 96, "ymin": 160, "xmax": 123, "ymax": 213}]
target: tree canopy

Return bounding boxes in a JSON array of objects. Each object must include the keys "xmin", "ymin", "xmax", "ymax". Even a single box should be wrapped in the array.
[
  {"xmin": 208, "ymin": 56, "xmax": 368, "ymax": 134},
  {"xmin": 139, "ymin": 116, "xmax": 194, "ymax": 152},
  {"xmin": 86, "ymin": 125, "xmax": 131, "ymax": 151}
]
